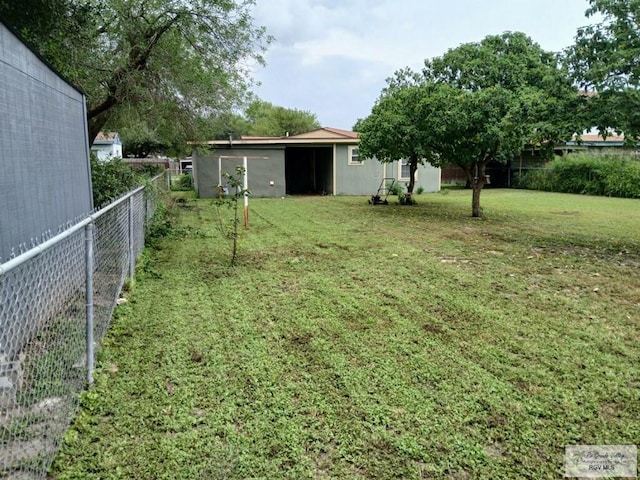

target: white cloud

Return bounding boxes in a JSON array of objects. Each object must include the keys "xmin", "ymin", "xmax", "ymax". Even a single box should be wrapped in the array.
[
  {"xmin": 250, "ymin": 0, "xmax": 597, "ymax": 130},
  {"xmin": 292, "ymin": 29, "xmax": 410, "ymax": 68}
]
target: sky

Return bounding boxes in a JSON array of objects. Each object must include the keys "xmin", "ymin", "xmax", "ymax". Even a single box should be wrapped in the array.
[{"xmin": 249, "ymin": 0, "xmax": 598, "ymax": 131}]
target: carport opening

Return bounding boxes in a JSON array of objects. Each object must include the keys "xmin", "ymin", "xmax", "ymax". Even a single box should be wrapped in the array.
[{"xmin": 285, "ymin": 146, "xmax": 333, "ymax": 195}]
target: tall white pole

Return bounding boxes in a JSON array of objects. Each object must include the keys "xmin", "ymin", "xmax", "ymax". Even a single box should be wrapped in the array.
[{"xmin": 243, "ymin": 156, "xmax": 249, "ymax": 228}]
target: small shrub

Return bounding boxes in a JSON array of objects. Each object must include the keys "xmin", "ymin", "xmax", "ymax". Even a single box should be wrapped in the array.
[
  {"xmin": 416, "ymin": 186, "xmax": 425, "ymax": 195},
  {"xmin": 398, "ymin": 191, "xmax": 417, "ymax": 205},
  {"xmin": 90, "ymin": 154, "xmax": 143, "ymax": 207},
  {"xmin": 387, "ymin": 182, "xmax": 403, "ymax": 196},
  {"xmin": 171, "ymin": 174, "xmax": 194, "ymax": 191},
  {"xmin": 213, "ymin": 167, "xmax": 249, "ymax": 266},
  {"xmin": 146, "ymin": 201, "xmax": 175, "ymax": 245}
]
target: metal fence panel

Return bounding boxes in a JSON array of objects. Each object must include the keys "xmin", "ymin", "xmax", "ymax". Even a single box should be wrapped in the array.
[
  {"xmin": 0, "ymin": 22, "xmax": 93, "ymax": 262},
  {"xmin": 0, "ymin": 231, "xmax": 86, "ymax": 478},
  {"xmin": 93, "ymin": 202, "xmax": 130, "ymax": 342},
  {"xmin": 0, "ymin": 173, "xmax": 166, "ymax": 478}
]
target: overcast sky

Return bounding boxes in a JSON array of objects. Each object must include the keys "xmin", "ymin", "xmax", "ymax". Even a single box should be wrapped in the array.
[{"xmin": 250, "ymin": 0, "xmax": 597, "ymax": 131}]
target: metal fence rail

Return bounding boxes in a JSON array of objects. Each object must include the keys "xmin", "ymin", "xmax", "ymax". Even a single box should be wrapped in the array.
[{"xmin": 0, "ymin": 173, "xmax": 167, "ymax": 479}]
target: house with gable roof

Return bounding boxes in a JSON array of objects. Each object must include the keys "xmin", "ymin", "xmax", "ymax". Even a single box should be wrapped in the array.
[
  {"xmin": 192, "ymin": 127, "xmax": 441, "ymax": 197},
  {"xmin": 90, "ymin": 131, "xmax": 123, "ymax": 161}
]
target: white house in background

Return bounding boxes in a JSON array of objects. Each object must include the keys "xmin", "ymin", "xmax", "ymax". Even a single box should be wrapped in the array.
[{"xmin": 91, "ymin": 132, "xmax": 123, "ymax": 160}]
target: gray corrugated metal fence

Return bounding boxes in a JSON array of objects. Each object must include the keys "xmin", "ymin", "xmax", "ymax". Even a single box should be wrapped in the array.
[
  {"xmin": 0, "ymin": 21, "xmax": 93, "ymax": 262},
  {"xmin": 0, "ymin": 173, "xmax": 167, "ymax": 479}
]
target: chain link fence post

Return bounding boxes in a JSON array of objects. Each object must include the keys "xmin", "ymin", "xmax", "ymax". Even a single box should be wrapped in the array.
[
  {"xmin": 128, "ymin": 196, "xmax": 135, "ymax": 283},
  {"xmin": 84, "ymin": 222, "xmax": 95, "ymax": 387}
]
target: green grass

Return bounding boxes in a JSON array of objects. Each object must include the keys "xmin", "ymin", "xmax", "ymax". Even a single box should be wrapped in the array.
[{"xmin": 51, "ymin": 189, "xmax": 640, "ymax": 479}]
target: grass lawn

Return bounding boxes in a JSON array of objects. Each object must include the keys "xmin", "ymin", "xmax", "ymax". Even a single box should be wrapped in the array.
[{"xmin": 51, "ymin": 189, "xmax": 640, "ymax": 479}]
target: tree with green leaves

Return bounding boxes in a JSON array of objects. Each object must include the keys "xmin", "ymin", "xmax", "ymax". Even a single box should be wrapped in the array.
[
  {"xmin": 244, "ymin": 99, "xmax": 321, "ymax": 137},
  {"xmin": 354, "ymin": 75, "xmax": 438, "ymax": 203},
  {"xmin": 205, "ymin": 112, "xmax": 251, "ymax": 141},
  {"xmin": 0, "ymin": 0, "xmax": 90, "ymax": 59},
  {"xmin": 422, "ymin": 32, "xmax": 582, "ymax": 217},
  {"xmin": 567, "ymin": 0, "xmax": 640, "ymax": 138},
  {"xmin": 357, "ymin": 32, "xmax": 580, "ymax": 216},
  {"xmin": 426, "ymin": 84, "xmax": 536, "ymax": 217},
  {"xmin": 214, "ymin": 166, "xmax": 249, "ymax": 267},
  {"xmin": 1, "ymin": 0, "xmax": 270, "ymax": 146}
]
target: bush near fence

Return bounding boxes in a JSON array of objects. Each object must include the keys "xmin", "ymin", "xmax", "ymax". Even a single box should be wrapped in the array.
[
  {"xmin": 515, "ymin": 154, "xmax": 640, "ymax": 198},
  {"xmin": 0, "ymin": 173, "xmax": 168, "ymax": 479},
  {"xmin": 90, "ymin": 155, "xmax": 167, "ymax": 208},
  {"xmin": 170, "ymin": 173, "xmax": 194, "ymax": 191}
]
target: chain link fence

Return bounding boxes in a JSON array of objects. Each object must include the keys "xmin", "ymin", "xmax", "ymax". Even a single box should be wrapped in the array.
[{"xmin": 0, "ymin": 173, "xmax": 168, "ymax": 479}]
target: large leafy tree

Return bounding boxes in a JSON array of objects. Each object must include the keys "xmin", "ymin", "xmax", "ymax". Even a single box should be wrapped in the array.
[
  {"xmin": 356, "ymin": 33, "xmax": 581, "ymax": 215},
  {"xmin": 244, "ymin": 99, "xmax": 321, "ymax": 137},
  {"xmin": 205, "ymin": 112, "xmax": 251, "ymax": 141},
  {"xmin": 1, "ymin": 0, "xmax": 269, "ymax": 146},
  {"xmin": 423, "ymin": 32, "xmax": 582, "ymax": 217},
  {"xmin": 354, "ymin": 72, "xmax": 439, "ymax": 202},
  {"xmin": 567, "ymin": 0, "xmax": 640, "ymax": 138},
  {"xmin": 194, "ymin": 100, "xmax": 321, "ymax": 142},
  {"xmin": 426, "ymin": 84, "xmax": 536, "ymax": 217},
  {"xmin": 0, "ymin": 0, "xmax": 88, "ymax": 54}
]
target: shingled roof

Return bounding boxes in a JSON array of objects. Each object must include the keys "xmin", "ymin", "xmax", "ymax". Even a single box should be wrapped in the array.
[
  {"xmin": 93, "ymin": 132, "xmax": 121, "ymax": 144},
  {"xmin": 204, "ymin": 127, "xmax": 359, "ymax": 146}
]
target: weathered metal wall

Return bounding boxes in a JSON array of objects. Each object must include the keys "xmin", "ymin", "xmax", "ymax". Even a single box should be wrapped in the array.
[
  {"xmin": 334, "ymin": 144, "xmax": 383, "ymax": 195},
  {"xmin": 194, "ymin": 147, "xmax": 286, "ymax": 198},
  {"xmin": 336, "ymin": 145, "xmax": 442, "ymax": 195},
  {"xmin": 0, "ymin": 22, "xmax": 92, "ymax": 261}
]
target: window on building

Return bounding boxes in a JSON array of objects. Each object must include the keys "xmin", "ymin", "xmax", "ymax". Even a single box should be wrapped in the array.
[
  {"xmin": 349, "ymin": 146, "xmax": 362, "ymax": 165},
  {"xmin": 399, "ymin": 159, "xmax": 411, "ymax": 180}
]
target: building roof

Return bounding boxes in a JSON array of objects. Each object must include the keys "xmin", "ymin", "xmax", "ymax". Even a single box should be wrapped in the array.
[
  {"xmin": 573, "ymin": 134, "xmax": 625, "ymax": 142},
  {"xmin": 291, "ymin": 127, "xmax": 359, "ymax": 139},
  {"xmin": 93, "ymin": 132, "xmax": 121, "ymax": 145},
  {"xmin": 203, "ymin": 127, "xmax": 360, "ymax": 147},
  {"xmin": 563, "ymin": 133, "xmax": 631, "ymax": 147}
]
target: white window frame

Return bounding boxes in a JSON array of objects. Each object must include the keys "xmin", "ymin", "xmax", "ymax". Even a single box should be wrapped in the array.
[
  {"xmin": 348, "ymin": 146, "xmax": 362, "ymax": 165},
  {"xmin": 398, "ymin": 158, "xmax": 417, "ymax": 181}
]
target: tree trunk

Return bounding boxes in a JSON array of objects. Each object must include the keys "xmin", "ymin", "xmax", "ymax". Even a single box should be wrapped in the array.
[
  {"xmin": 472, "ymin": 180, "xmax": 484, "ymax": 217},
  {"xmin": 405, "ymin": 155, "xmax": 418, "ymax": 204},
  {"xmin": 465, "ymin": 162, "xmax": 487, "ymax": 217},
  {"xmin": 87, "ymin": 114, "xmax": 110, "ymax": 148}
]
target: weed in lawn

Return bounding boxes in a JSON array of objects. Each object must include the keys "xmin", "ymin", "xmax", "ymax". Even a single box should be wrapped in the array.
[{"xmin": 213, "ymin": 167, "xmax": 249, "ymax": 267}]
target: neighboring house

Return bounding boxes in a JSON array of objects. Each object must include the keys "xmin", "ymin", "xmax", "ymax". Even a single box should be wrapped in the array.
[
  {"xmin": 193, "ymin": 127, "xmax": 441, "ymax": 198},
  {"xmin": 441, "ymin": 134, "xmax": 637, "ymax": 188},
  {"xmin": 91, "ymin": 131, "xmax": 123, "ymax": 161}
]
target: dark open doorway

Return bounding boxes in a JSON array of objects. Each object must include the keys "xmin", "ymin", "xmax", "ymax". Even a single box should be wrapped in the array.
[{"xmin": 285, "ymin": 146, "xmax": 333, "ymax": 195}]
